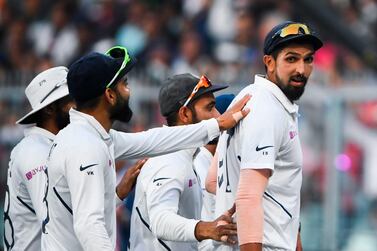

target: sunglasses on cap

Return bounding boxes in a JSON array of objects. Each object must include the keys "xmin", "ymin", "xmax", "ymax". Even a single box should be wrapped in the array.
[
  {"xmin": 105, "ymin": 46, "xmax": 131, "ymax": 88},
  {"xmin": 272, "ymin": 23, "xmax": 311, "ymax": 39},
  {"xmin": 182, "ymin": 75, "xmax": 212, "ymax": 107}
]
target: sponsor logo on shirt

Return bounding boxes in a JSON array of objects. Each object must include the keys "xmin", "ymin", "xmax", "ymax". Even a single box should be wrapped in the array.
[
  {"xmin": 25, "ymin": 165, "xmax": 46, "ymax": 180},
  {"xmin": 188, "ymin": 178, "xmax": 197, "ymax": 187},
  {"xmin": 289, "ymin": 131, "xmax": 298, "ymax": 139},
  {"xmin": 255, "ymin": 145, "xmax": 273, "ymax": 151},
  {"xmin": 79, "ymin": 163, "xmax": 98, "ymax": 171}
]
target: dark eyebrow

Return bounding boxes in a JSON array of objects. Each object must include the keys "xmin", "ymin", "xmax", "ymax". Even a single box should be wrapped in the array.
[
  {"xmin": 207, "ymin": 100, "xmax": 216, "ymax": 108},
  {"xmin": 285, "ymin": 51, "xmax": 315, "ymax": 57}
]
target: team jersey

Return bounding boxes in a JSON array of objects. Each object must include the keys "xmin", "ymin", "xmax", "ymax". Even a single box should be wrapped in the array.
[
  {"xmin": 3, "ymin": 126, "xmax": 53, "ymax": 251},
  {"xmin": 129, "ymin": 149, "xmax": 202, "ymax": 251},
  {"xmin": 193, "ymin": 147, "xmax": 216, "ymax": 251},
  {"xmin": 41, "ymin": 109, "xmax": 220, "ymax": 251},
  {"xmin": 214, "ymin": 75, "xmax": 302, "ymax": 251}
]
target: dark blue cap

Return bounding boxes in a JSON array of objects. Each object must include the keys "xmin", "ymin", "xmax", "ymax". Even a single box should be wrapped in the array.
[
  {"xmin": 67, "ymin": 52, "xmax": 136, "ymax": 102},
  {"xmin": 215, "ymin": 94, "xmax": 235, "ymax": 114},
  {"xmin": 263, "ymin": 21, "xmax": 323, "ymax": 55}
]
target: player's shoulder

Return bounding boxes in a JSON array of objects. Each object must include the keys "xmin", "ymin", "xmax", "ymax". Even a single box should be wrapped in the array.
[
  {"xmin": 10, "ymin": 135, "xmax": 50, "ymax": 173},
  {"xmin": 234, "ymin": 82, "xmax": 276, "ymax": 109},
  {"xmin": 55, "ymin": 123, "xmax": 104, "ymax": 149},
  {"xmin": 141, "ymin": 151, "xmax": 188, "ymax": 179}
]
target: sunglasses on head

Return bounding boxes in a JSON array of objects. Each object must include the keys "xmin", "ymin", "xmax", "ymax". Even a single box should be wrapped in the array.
[
  {"xmin": 272, "ymin": 23, "xmax": 311, "ymax": 39},
  {"xmin": 105, "ymin": 46, "xmax": 131, "ymax": 88},
  {"xmin": 182, "ymin": 75, "xmax": 212, "ymax": 107}
]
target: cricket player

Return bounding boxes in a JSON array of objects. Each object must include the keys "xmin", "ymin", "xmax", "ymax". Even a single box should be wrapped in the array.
[
  {"xmin": 41, "ymin": 47, "xmax": 250, "ymax": 251},
  {"xmin": 129, "ymin": 74, "xmax": 239, "ymax": 251},
  {"xmin": 212, "ymin": 21, "xmax": 323, "ymax": 251},
  {"xmin": 195, "ymin": 94, "xmax": 235, "ymax": 251},
  {"xmin": 3, "ymin": 67, "xmax": 74, "ymax": 251}
]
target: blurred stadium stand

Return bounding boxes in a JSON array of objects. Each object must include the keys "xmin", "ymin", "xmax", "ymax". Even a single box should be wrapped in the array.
[{"xmin": 1, "ymin": 1, "xmax": 377, "ymax": 250}]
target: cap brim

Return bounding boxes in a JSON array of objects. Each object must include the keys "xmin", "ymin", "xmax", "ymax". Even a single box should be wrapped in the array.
[
  {"xmin": 274, "ymin": 34, "xmax": 323, "ymax": 52},
  {"xmin": 117, "ymin": 57, "xmax": 137, "ymax": 80},
  {"xmin": 16, "ymin": 85, "xmax": 69, "ymax": 124},
  {"xmin": 193, "ymin": 83, "xmax": 228, "ymax": 102}
]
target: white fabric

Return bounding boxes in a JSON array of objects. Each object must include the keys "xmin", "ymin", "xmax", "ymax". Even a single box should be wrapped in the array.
[
  {"xmin": 42, "ymin": 109, "xmax": 220, "ymax": 251},
  {"xmin": 214, "ymin": 75, "xmax": 302, "ymax": 251},
  {"xmin": 17, "ymin": 67, "xmax": 69, "ymax": 124},
  {"xmin": 3, "ymin": 126, "xmax": 54, "ymax": 251},
  {"xmin": 112, "ymin": 118, "xmax": 220, "ymax": 160},
  {"xmin": 129, "ymin": 149, "xmax": 202, "ymax": 251},
  {"xmin": 194, "ymin": 147, "xmax": 216, "ymax": 251}
]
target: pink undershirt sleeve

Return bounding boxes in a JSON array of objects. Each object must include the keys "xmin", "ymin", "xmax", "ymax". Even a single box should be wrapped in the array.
[
  {"xmin": 235, "ymin": 168, "xmax": 270, "ymax": 246},
  {"xmin": 205, "ymin": 152, "xmax": 218, "ymax": 194}
]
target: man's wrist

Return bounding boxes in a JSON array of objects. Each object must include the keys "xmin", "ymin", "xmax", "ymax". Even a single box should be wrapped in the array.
[
  {"xmin": 194, "ymin": 221, "xmax": 214, "ymax": 241},
  {"xmin": 116, "ymin": 186, "xmax": 127, "ymax": 200}
]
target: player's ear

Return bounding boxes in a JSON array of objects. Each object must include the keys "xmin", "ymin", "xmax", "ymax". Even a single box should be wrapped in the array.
[
  {"xmin": 263, "ymin": 55, "xmax": 275, "ymax": 74},
  {"xmin": 104, "ymin": 88, "xmax": 117, "ymax": 106},
  {"xmin": 177, "ymin": 106, "xmax": 192, "ymax": 125}
]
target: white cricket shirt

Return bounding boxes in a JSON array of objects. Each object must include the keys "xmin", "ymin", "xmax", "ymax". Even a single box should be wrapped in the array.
[
  {"xmin": 129, "ymin": 149, "xmax": 202, "ymax": 251},
  {"xmin": 3, "ymin": 126, "xmax": 53, "ymax": 251},
  {"xmin": 41, "ymin": 109, "xmax": 220, "ymax": 251},
  {"xmin": 194, "ymin": 147, "xmax": 216, "ymax": 251},
  {"xmin": 214, "ymin": 75, "xmax": 303, "ymax": 251}
]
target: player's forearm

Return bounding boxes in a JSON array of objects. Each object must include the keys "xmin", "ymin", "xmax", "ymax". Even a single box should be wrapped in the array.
[
  {"xmin": 236, "ymin": 169, "xmax": 270, "ymax": 246},
  {"xmin": 112, "ymin": 118, "xmax": 219, "ymax": 159},
  {"xmin": 205, "ymin": 152, "xmax": 218, "ymax": 194},
  {"xmin": 150, "ymin": 210, "xmax": 199, "ymax": 242}
]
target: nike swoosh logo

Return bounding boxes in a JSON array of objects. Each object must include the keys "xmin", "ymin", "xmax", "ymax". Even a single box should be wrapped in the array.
[
  {"xmin": 153, "ymin": 177, "xmax": 170, "ymax": 183},
  {"xmin": 79, "ymin": 164, "xmax": 98, "ymax": 171},
  {"xmin": 256, "ymin": 145, "xmax": 274, "ymax": 151}
]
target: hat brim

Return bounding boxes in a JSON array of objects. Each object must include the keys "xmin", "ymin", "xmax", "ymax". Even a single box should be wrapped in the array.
[
  {"xmin": 191, "ymin": 83, "xmax": 229, "ymax": 102},
  {"xmin": 272, "ymin": 34, "xmax": 323, "ymax": 53},
  {"xmin": 115, "ymin": 57, "xmax": 137, "ymax": 82},
  {"xmin": 16, "ymin": 85, "xmax": 70, "ymax": 125}
]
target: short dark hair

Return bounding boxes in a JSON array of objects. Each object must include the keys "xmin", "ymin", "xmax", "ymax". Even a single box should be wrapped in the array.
[{"xmin": 164, "ymin": 100, "xmax": 197, "ymax": 126}]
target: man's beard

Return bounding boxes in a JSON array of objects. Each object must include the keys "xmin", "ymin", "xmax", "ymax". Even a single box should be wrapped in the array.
[
  {"xmin": 55, "ymin": 106, "xmax": 70, "ymax": 130},
  {"xmin": 190, "ymin": 107, "xmax": 218, "ymax": 144},
  {"xmin": 275, "ymin": 74, "xmax": 307, "ymax": 102},
  {"xmin": 110, "ymin": 91, "xmax": 133, "ymax": 123}
]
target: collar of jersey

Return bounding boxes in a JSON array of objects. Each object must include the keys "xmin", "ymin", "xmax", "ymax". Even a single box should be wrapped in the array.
[
  {"xmin": 24, "ymin": 126, "xmax": 55, "ymax": 141},
  {"xmin": 69, "ymin": 108, "xmax": 111, "ymax": 141},
  {"xmin": 254, "ymin": 74, "xmax": 299, "ymax": 114}
]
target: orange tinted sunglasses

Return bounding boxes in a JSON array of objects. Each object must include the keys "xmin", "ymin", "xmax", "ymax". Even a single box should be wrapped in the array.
[
  {"xmin": 182, "ymin": 75, "xmax": 212, "ymax": 107},
  {"xmin": 273, "ymin": 23, "xmax": 311, "ymax": 39}
]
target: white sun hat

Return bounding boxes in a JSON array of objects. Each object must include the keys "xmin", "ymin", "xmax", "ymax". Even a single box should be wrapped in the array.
[{"xmin": 16, "ymin": 66, "xmax": 69, "ymax": 124}]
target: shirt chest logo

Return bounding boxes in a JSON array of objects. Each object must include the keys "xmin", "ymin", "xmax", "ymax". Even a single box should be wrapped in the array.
[
  {"xmin": 188, "ymin": 178, "xmax": 198, "ymax": 188},
  {"xmin": 289, "ymin": 130, "xmax": 298, "ymax": 139},
  {"xmin": 25, "ymin": 165, "xmax": 46, "ymax": 180}
]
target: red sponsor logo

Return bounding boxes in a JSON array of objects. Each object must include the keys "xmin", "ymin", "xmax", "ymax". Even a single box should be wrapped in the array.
[
  {"xmin": 25, "ymin": 165, "xmax": 46, "ymax": 180},
  {"xmin": 289, "ymin": 131, "xmax": 298, "ymax": 139}
]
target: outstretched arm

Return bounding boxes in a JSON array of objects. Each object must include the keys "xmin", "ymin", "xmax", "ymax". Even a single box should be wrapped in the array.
[{"xmin": 112, "ymin": 95, "xmax": 251, "ymax": 159}]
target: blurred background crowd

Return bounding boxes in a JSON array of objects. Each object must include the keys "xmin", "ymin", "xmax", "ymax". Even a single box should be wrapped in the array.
[{"xmin": 0, "ymin": 0, "xmax": 377, "ymax": 250}]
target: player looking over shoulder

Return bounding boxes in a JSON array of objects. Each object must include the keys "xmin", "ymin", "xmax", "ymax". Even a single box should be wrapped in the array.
[{"xmin": 211, "ymin": 21, "xmax": 322, "ymax": 251}]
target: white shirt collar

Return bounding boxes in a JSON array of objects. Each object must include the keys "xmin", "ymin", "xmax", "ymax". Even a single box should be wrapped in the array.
[
  {"xmin": 254, "ymin": 74, "xmax": 299, "ymax": 114},
  {"xmin": 24, "ymin": 126, "xmax": 55, "ymax": 141},
  {"xmin": 69, "ymin": 108, "xmax": 111, "ymax": 141}
]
